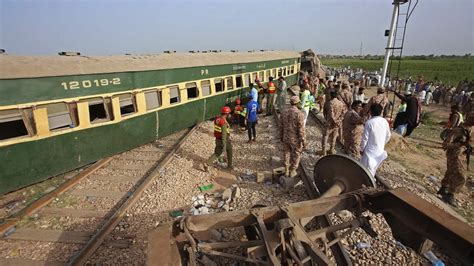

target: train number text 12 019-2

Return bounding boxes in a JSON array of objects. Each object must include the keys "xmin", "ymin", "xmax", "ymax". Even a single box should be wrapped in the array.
[{"xmin": 61, "ymin": 78, "xmax": 121, "ymax": 90}]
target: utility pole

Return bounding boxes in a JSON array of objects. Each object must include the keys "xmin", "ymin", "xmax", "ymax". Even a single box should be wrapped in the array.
[
  {"xmin": 381, "ymin": 0, "xmax": 408, "ymax": 87},
  {"xmin": 359, "ymin": 42, "xmax": 363, "ymax": 57}
]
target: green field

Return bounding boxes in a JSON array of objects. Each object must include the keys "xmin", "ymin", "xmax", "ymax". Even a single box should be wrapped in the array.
[{"xmin": 321, "ymin": 57, "xmax": 474, "ymax": 86}]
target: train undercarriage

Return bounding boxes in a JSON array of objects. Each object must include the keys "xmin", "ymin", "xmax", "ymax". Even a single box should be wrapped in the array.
[{"xmin": 147, "ymin": 155, "xmax": 473, "ymax": 265}]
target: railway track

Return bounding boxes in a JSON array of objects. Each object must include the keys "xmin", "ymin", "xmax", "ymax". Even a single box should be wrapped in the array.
[{"xmin": 0, "ymin": 126, "xmax": 197, "ymax": 265}]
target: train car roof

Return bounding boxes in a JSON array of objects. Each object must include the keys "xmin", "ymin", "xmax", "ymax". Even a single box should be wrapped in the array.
[{"xmin": 0, "ymin": 51, "xmax": 301, "ymax": 79}]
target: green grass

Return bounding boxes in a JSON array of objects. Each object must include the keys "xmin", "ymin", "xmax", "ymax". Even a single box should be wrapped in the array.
[{"xmin": 322, "ymin": 58, "xmax": 474, "ymax": 86}]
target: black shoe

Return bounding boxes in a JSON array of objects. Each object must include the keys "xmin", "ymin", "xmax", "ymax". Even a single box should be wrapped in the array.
[
  {"xmin": 442, "ymin": 193, "xmax": 457, "ymax": 206},
  {"xmin": 437, "ymin": 186, "xmax": 447, "ymax": 195}
]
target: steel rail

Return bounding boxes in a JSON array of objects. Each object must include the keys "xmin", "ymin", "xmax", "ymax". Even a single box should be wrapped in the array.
[
  {"xmin": 68, "ymin": 125, "xmax": 198, "ymax": 265},
  {"xmin": 0, "ymin": 158, "xmax": 113, "ymax": 236},
  {"xmin": 272, "ymin": 104, "xmax": 353, "ymax": 266}
]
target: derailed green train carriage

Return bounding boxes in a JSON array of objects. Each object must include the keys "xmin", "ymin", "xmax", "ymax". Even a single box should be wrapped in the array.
[{"xmin": 0, "ymin": 51, "xmax": 301, "ymax": 194}]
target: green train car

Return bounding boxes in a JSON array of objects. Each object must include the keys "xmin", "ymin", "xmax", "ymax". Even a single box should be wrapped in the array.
[{"xmin": 0, "ymin": 51, "xmax": 301, "ymax": 195}]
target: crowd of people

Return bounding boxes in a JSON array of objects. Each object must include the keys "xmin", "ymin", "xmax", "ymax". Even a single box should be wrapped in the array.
[{"xmin": 203, "ymin": 70, "xmax": 473, "ymax": 206}]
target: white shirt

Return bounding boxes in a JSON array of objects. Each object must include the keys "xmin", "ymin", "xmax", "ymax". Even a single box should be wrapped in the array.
[{"xmin": 360, "ymin": 116, "xmax": 391, "ymax": 179}]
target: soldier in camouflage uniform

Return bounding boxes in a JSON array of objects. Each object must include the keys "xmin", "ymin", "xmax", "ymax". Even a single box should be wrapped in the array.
[
  {"xmin": 337, "ymin": 82, "xmax": 353, "ymax": 144},
  {"xmin": 320, "ymin": 91, "xmax": 345, "ymax": 156},
  {"xmin": 366, "ymin": 87, "xmax": 389, "ymax": 117},
  {"xmin": 462, "ymin": 93, "xmax": 474, "ymax": 117},
  {"xmin": 280, "ymin": 96, "xmax": 307, "ymax": 178},
  {"xmin": 343, "ymin": 100, "xmax": 365, "ymax": 159},
  {"xmin": 338, "ymin": 83, "xmax": 353, "ymax": 110},
  {"xmin": 438, "ymin": 113, "xmax": 473, "ymax": 205},
  {"xmin": 322, "ymin": 80, "xmax": 335, "ymax": 119}
]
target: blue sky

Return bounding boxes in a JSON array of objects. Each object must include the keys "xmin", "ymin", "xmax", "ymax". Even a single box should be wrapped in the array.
[{"xmin": 1, "ymin": 0, "xmax": 473, "ymax": 55}]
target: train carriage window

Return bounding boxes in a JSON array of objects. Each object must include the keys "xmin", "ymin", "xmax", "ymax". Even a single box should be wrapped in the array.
[
  {"xmin": 185, "ymin": 82, "xmax": 199, "ymax": 99},
  {"xmin": 0, "ymin": 109, "xmax": 29, "ymax": 141},
  {"xmin": 118, "ymin": 93, "xmax": 137, "ymax": 116},
  {"xmin": 87, "ymin": 97, "xmax": 112, "ymax": 124},
  {"xmin": 252, "ymin": 72, "xmax": 258, "ymax": 83},
  {"xmin": 41, "ymin": 102, "xmax": 74, "ymax": 131},
  {"xmin": 145, "ymin": 90, "xmax": 162, "ymax": 110},
  {"xmin": 201, "ymin": 80, "xmax": 211, "ymax": 96},
  {"xmin": 283, "ymin": 67, "xmax": 287, "ymax": 76},
  {"xmin": 226, "ymin": 77, "xmax": 234, "ymax": 90},
  {"xmin": 278, "ymin": 68, "xmax": 283, "ymax": 77},
  {"xmin": 215, "ymin": 78, "xmax": 224, "ymax": 93},
  {"xmin": 271, "ymin": 69, "xmax": 276, "ymax": 78},
  {"xmin": 265, "ymin": 70, "xmax": 271, "ymax": 81},
  {"xmin": 244, "ymin": 74, "xmax": 250, "ymax": 87},
  {"xmin": 258, "ymin": 71, "xmax": 264, "ymax": 82},
  {"xmin": 169, "ymin": 86, "xmax": 180, "ymax": 104},
  {"xmin": 290, "ymin": 65, "xmax": 295, "ymax": 74},
  {"xmin": 235, "ymin": 75, "xmax": 243, "ymax": 88}
]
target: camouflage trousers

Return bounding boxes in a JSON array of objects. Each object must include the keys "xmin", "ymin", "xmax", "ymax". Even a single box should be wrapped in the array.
[
  {"xmin": 322, "ymin": 125, "xmax": 340, "ymax": 153},
  {"xmin": 441, "ymin": 154, "xmax": 466, "ymax": 193},
  {"xmin": 284, "ymin": 143, "xmax": 303, "ymax": 171},
  {"xmin": 276, "ymin": 91, "xmax": 287, "ymax": 112},
  {"xmin": 343, "ymin": 132, "xmax": 361, "ymax": 159}
]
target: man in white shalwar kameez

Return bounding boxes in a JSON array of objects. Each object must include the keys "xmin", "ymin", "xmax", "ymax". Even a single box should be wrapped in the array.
[{"xmin": 360, "ymin": 104, "xmax": 391, "ymax": 181}]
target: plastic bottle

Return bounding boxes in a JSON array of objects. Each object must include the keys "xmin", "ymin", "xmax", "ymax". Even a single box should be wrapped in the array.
[
  {"xmin": 355, "ymin": 242, "xmax": 371, "ymax": 249},
  {"xmin": 423, "ymin": 251, "xmax": 445, "ymax": 266}
]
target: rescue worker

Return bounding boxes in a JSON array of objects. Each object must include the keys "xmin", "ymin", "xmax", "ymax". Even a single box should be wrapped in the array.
[
  {"xmin": 342, "ymin": 100, "xmax": 364, "ymax": 159},
  {"xmin": 300, "ymin": 84, "xmax": 312, "ymax": 126},
  {"xmin": 266, "ymin": 77, "xmax": 277, "ymax": 115},
  {"xmin": 233, "ymin": 99, "xmax": 244, "ymax": 127},
  {"xmin": 246, "ymin": 93, "xmax": 259, "ymax": 142},
  {"xmin": 280, "ymin": 96, "xmax": 307, "ymax": 178},
  {"xmin": 366, "ymin": 87, "xmax": 389, "ymax": 117},
  {"xmin": 277, "ymin": 76, "xmax": 287, "ymax": 112},
  {"xmin": 320, "ymin": 91, "xmax": 345, "ymax": 156},
  {"xmin": 438, "ymin": 113, "xmax": 473, "ymax": 205},
  {"xmin": 204, "ymin": 106, "xmax": 233, "ymax": 171}
]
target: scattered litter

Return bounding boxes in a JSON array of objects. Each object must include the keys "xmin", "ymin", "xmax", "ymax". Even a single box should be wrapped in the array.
[
  {"xmin": 86, "ymin": 196, "xmax": 97, "ymax": 202},
  {"xmin": 427, "ymin": 175, "xmax": 438, "ymax": 183},
  {"xmin": 355, "ymin": 242, "xmax": 371, "ymax": 249},
  {"xmin": 3, "ymin": 226, "xmax": 16, "ymax": 237},
  {"xmin": 169, "ymin": 210, "xmax": 183, "ymax": 218},
  {"xmin": 423, "ymin": 251, "xmax": 445, "ymax": 266},
  {"xmin": 395, "ymin": 240, "xmax": 406, "ymax": 249},
  {"xmin": 44, "ymin": 186, "xmax": 56, "ymax": 194},
  {"xmin": 199, "ymin": 184, "xmax": 214, "ymax": 191}
]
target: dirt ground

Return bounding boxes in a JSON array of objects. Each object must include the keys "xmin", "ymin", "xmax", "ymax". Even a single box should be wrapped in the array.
[{"xmin": 365, "ymin": 86, "xmax": 473, "ymax": 224}]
